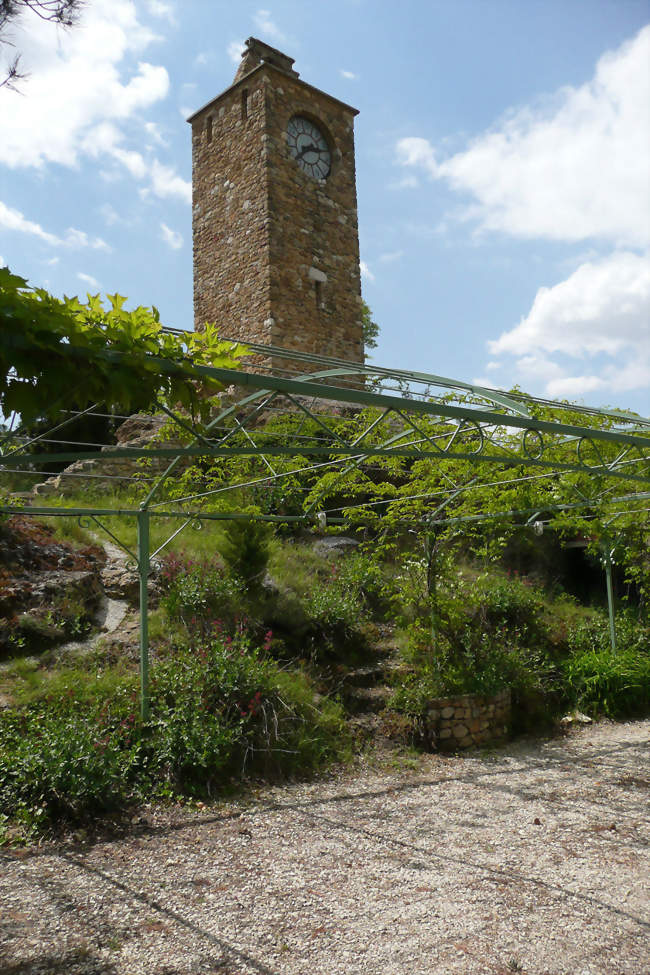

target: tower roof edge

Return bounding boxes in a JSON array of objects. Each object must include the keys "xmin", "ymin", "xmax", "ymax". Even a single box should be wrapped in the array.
[{"xmin": 186, "ymin": 63, "xmax": 359, "ymax": 124}]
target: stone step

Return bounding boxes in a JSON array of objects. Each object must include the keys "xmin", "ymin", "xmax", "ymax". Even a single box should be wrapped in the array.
[
  {"xmin": 342, "ymin": 684, "xmax": 392, "ymax": 715},
  {"xmin": 348, "ymin": 712, "xmax": 382, "ymax": 742},
  {"xmin": 344, "ymin": 659, "xmax": 405, "ymax": 688}
]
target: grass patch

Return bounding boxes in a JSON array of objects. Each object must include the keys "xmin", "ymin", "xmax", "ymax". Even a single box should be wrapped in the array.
[
  {"xmin": 41, "ymin": 515, "xmax": 96, "ymax": 548},
  {"xmin": 562, "ymin": 613, "xmax": 650, "ymax": 718},
  {"xmin": 268, "ymin": 540, "xmax": 333, "ymax": 599},
  {"xmin": 32, "ymin": 488, "xmax": 229, "ymax": 560}
]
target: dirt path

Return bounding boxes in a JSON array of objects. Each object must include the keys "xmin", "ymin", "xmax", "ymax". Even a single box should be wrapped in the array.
[{"xmin": 1, "ymin": 720, "xmax": 648, "ymax": 975}]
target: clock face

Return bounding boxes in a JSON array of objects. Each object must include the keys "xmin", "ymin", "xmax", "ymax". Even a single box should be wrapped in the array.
[{"xmin": 286, "ymin": 116, "xmax": 331, "ymax": 180}]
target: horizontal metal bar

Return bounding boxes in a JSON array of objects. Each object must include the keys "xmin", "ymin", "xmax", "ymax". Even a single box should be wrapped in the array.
[
  {"xmin": 4, "ymin": 442, "xmax": 649, "ymax": 484},
  {"xmin": 427, "ymin": 494, "xmax": 650, "ymax": 528},
  {"xmin": 0, "ymin": 503, "xmax": 312, "ymax": 524},
  {"xmin": 5, "ymin": 491, "xmax": 648, "ymax": 530}
]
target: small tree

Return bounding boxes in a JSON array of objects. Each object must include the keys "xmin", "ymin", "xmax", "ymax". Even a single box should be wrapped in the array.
[
  {"xmin": 361, "ymin": 300, "xmax": 379, "ymax": 354},
  {"xmin": 220, "ymin": 518, "xmax": 272, "ymax": 593}
]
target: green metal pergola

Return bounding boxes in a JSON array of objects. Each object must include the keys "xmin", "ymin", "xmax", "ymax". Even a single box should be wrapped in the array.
[{"xmin": 2, "ymin": 339, "xmax": 649, "ymax": 718}]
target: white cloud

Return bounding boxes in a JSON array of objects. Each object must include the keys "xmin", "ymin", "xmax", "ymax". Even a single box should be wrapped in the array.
[
  {"xmin": 82, "ymin": 121, "xmax": 190, "ymax": 201},
  {"xmin": 489, "ymin": 252, "xmax": 650, "ymax": 399},
  {"xmin": 379, "ymin": 250, "xmax": 404, "ymax": 264},
  {"xmin": 144, "ymin": 121, "xmax": 167, "ymax": 146},
  {"xmin": 0, "ymin": 0, "xmax": 189, "ymax": 203},
  {"xmin": 194, "ymin": 51, "xmax": 211, "ymax": 67},
  {"xmin": 253, "ymin": 10, "xmax": 287, "ymax": 45},
  {"xmin": 65, "ymin": 229, "xmax": 111, "ymax": 251},
  {"xmin": 397, "ymin": 26, "xmax": 650, "ymax": 247},
  {"xmin": 0, "ymin": 201, "xmax": 60, "ymax": 246},
  {"xmin": 340, "ymin": 69, "xmax": 357, "ymax": 81},
  {"xmin": 545, "ymin": 374, "xmax": 607, "ymax": 399},
  {"xmin": 227, "ymin": 40, "xmax": 245, "ymax": 66},
  {"xmin": 99, "ymin": 203, "xmax": 129, "ymax": 226},
  {"xmin": 0, "ymin": 201, "xmax": 110, "ymax": 251},
  {"xmin": 360, "ymin": 261, "xmax": 375, "ymax": 282},
  {"xmin": 396, "ymin": 137, "xmax": 438, "ymax": 177},
  {"xmin": 0, "ymin": 1, "xmax": 168, "ymax": 170},
  {"xmin": 148, "ymin": 160, "xmax": 191, "ymax": 203},
  {"xmin": 160, "ymin": 222, "xmax": 183, "ymax": 250},
  {"xmin": 396, "ymin": 26, "xmax": 650, "ymax": 405},
  {"xmin": 77, "ymin": 272, "xmax": 101, "ymax": 289},
  {"xmin": 490, "ymin": 252, "xmax": 649, "ymax": 359},
  {"xmin": 144, "ymin": 0, "xmax": 175, "ymax": 22}
]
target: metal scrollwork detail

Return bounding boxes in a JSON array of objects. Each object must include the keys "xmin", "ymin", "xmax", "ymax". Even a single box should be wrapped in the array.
[
  {"xmin": 126, "ymin": 558, "xmax": 139, "ymax": 573},
  {"xmin": 522, "ymin": 428, "xmax": 544, "ymax": 461},
  {"xmin": 190, "ymin": 517, "xmax": 204, "ymax": 532},
  {"xmin": 78, "ymin": 516, "xmax": 93, "ymax": 530},
  {"xmin": 463, "ymin": 420, "xmax": 485, "ymax": 455},
  {"xmin": 577, "ymin": 436, "xmax": 605, "ymax": 471}
]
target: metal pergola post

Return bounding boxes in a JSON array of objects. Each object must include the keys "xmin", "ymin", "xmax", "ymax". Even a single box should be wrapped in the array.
[
  {"xmin": 602, "ymin": 544, "xmax": 617, "ymax": 653},
  {"xmin": 137, "ymin": 508, "xmax": 150, "ymax": 720}
]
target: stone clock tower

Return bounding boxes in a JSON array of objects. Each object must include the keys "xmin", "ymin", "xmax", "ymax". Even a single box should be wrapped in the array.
[{"xmin": 187, "ymin": 37, "xmax": 364, "ymax": 368}]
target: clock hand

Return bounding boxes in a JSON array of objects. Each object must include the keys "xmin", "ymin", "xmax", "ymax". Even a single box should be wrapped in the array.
[{"xmin": 297, "ymin": 143, "xmax": 319, "ymax": 159}]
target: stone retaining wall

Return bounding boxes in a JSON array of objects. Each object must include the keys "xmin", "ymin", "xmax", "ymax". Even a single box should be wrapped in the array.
[{"xmin": 426, "ymin": 688, "xmax": 510, "ymax": 751}]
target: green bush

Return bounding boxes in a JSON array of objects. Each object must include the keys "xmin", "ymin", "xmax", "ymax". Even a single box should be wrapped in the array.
[
  {"xmin": 300, "ymin": 557, "xmax": 376, "ymax": 656},
  {"xmin": 335, "ymin": 550, "xmax": 388, "ymax": 615},
  {"xmin": 0, "ymin": 680, "xmax": 141, "ymax": 829},
  {"xmin": 390, "ymin": 569, "xmax": 559, "ymax": 720},
  {"xmin": 304, "ymin": 582, "xmax": 360, "ymax": 641},
  {"xmin": 0, "ymin": 630, "xmax": 348, "ymax": 833},
  {"xmin": 562, "ymin": 613, "xmax": 650, "ymax": 717},
  {"xmin": 159, "ymin": 551, "xmax": 242, "ymax": 625},
  {"xmin": 390, "ymin": 561, "xmax": 649, "ymax": 725}
]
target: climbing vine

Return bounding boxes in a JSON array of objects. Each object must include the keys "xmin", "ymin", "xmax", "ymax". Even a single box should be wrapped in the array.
[{"xmin": 0, "ymin": 267, "xmax": 246, "ymax": 426}]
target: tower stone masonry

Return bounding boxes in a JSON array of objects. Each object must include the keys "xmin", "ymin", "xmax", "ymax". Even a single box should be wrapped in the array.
[{"xmin": 188, "ymin": 37, "xmax": 364, "ymax": 369}]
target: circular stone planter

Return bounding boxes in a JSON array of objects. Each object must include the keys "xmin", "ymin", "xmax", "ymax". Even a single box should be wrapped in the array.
[{"xmin": 425, "ymin": 688, "xmax": 511, "ymax": 751}]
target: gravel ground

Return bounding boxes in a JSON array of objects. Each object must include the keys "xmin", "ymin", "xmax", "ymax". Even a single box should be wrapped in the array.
[{"xmin": 1, "ymin": 719, "xmax": 648, "ymax": 975}]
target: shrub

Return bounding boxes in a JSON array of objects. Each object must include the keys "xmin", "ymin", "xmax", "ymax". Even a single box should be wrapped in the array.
[
  {"xmin": 390, "ymin": 569, "xmax": 558, "ymax": 719},
  {"xmin": 0, "ymin": 630, "xmax": 348, "ymax": 833},
  {"xmin": 562, "ymin": 613, "xmax": 650, "ymax": 717},
  {"xmin": 150, "ymin": 627, "xmax": 348, "ymax": 787},
  {"xmin": 562, "ymin": 646, "xmax": 650, "ymax": 718},
  {"xmin": 0, "ymin": 680, "xmax": 141, "ymax": 830},
  {"xmin": 299, "ymin": 558, "xmax": 375, "ymax": 657},
  {"xmin": 304, "ymin": 581, "xmax": 360, "ymax": 641},
  {"xmin": 390, "ymin": 560, "xmax": 649, "ymax": 725},
  {"xmin": 335, "ymin": 550, "xmax": 388, "ymax": 615},
  {"xmin": 159, "ymin": 551, "xmax": 242, "ymax": 625}
]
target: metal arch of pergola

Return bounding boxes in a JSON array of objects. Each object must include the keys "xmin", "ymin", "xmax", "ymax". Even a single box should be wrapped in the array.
[{"xmin": 2, "ymin": 339, "xmax": 649, "ymax": 719}]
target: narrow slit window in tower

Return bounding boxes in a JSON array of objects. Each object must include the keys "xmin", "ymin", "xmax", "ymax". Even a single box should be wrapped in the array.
[
  {"xmin": 206, "ymin": 116, "xmax": 213, "ymax": 143},
  {"xmin": 314, "ymin": 279, "xmax": 322, "ymax": 309},
  {"xmin": 241, "ymin": 89, "xmax": 249, "ymax": 121}
]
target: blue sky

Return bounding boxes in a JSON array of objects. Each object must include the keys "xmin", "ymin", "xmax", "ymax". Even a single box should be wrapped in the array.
[{"xmin": 1, "ymin": 0, "xmax": 648, "ymax": 414}]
